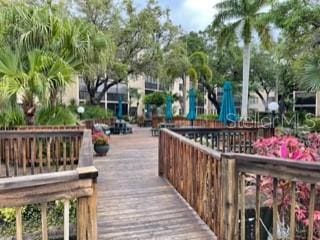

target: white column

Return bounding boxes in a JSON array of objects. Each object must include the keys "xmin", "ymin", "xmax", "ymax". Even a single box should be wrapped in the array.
[
  {"xmin": 104, "ymin": 91, "xmax": 108, "ymax": 110},
  {"xmin": 316, "ymin": 91, "xmax": 320, "ymax": 117}
]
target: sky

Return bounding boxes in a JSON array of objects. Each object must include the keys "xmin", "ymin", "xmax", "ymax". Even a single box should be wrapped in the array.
[{"xmin": 134, "ymin": 0, "xmax": 222, "ymax": 32}]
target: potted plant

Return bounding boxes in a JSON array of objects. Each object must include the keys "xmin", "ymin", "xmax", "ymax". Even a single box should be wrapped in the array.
[{"xmin": 92, "ymin": 132, "xmax": 110, "ymax": 156}]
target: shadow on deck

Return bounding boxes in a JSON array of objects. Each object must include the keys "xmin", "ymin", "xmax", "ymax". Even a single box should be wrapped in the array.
[{"xmin": 95, "ymin": 127, "xmax": 216, "ymax": 240}]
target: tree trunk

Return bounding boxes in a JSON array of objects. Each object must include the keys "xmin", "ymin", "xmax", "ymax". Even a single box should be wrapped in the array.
[
  {"xmin": 241, "ymin": 43, "xmax": 251, "ymax": 119},
  {"xmin": 182, "ymin": 74, "xmax": 187, "ymax": 116},
  {"xmin": 208, "ymin": 92, "xmax": 220, "ymax": 114},
  {"xmin": 22, "ymin": 96, "xmax": 36, "ymax": 125},
  {"xmin": 254, "ymin": 90, "xmax": 267, "ymax": 112},
  {"xmin": 265, "ymin": 92, "xmax": 270, "ymax": 111}
]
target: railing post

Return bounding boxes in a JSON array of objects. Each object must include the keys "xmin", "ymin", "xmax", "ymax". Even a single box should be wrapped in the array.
[
  {"xmin": 158, "ymin": 130, "xmax": 164, "ymax": 176},
  {"xmin": 77, "ymin": 180, "xmax": 97, "ymax": 240},
  {"xmin": 221, "ymin": 154, "xmax": 239, "ymax": 240}
]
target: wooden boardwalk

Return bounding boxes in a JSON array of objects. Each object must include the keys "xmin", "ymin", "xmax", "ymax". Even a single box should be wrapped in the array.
[{"xmin": 94, "ymin": 127, "xmax": 216, "ymax": 239}]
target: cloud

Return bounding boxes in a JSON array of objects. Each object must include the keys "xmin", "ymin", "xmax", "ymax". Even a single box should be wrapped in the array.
[
  {"xmin": 174, "ymin": 0, "xmax": 222, "ymax": 32},
  {"xmin": 133, "ymin": 0, "xmax": 222, "ymax": 32}
]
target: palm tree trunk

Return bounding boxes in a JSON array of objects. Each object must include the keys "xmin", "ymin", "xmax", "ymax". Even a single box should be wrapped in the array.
[
  {"xmin": 241, "ymin": 43, "xmax": 251, "ymax": 119},
  {"xmin": 182, "ymin": 74, "xmax": 187, "ymax": 115}
]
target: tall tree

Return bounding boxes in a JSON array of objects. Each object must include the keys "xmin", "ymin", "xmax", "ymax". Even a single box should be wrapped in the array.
[
  {"xmin": 74, "ymin": 0, "xmax": 179, "ymax": 105},
  {"xmin": 161, "ymin": 40, "xmax": 190, "ymax": 115},
  {"xmin": 212, "ymin": 0, "xmax": 273, "ymax": 119},
  {"xmin": 272, "ymin": 0, "xmax": 320, "ymax": 92},
  {"xmin": 188, "ymin": 52, "xmax": 222, "ymax": 113},
  {"xmin": 250, "ymin": 48, "xmax": 277, "ymax": 111}
]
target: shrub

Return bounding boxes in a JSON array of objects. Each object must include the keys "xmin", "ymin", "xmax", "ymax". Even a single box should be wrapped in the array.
[
  {"xmin": 92, "ymin": 132, "xmax": 109, "ymax": 145},
  {"xmin": 0, "ymin": 201, "xmax": 76, "ymax": 237},
  {"xmin": 305, "ymin": 118, "xmax": 320, "ymax": 132},
  {"xmin": 35, "ymin": 105, "xmax": 78, "ymax": 125},
  {"xmin": 0, "ymin": 106, "xmax": 25, "ymax": 127},
  {"xmin": 251, "ymin": 134, "xmax": 320, "ymax": 237},
  {"xmin": 70, "ymin": 105, "xmax": 113, "ymax": 120},
  {"xmin": 143, "ymin": 92, "xmax": 165, "ymax": 107}
]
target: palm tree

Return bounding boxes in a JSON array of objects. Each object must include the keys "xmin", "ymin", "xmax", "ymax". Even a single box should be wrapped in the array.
[
  {"xmin": 212, "ymin": 0, "xmax": 273, "ymax": 119},
  {"xmin": 0, "ymin": 4, "xmax": 87, "ymax": 124},
  {"xmin": 163, "ymin": 41, "xmax": 191, "ymax": 115},
  {"xmin": 0, "ymin": 48, "xmax": 74, "ymax": 124},
  {"xmin": 188, "ymin": 52, "xmax": 222, "ymax": 113}
]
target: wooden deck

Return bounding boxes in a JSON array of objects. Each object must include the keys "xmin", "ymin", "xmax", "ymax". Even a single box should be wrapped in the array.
[{"xmin": 94, "ymin": 127, "xmax": 216, "ymax": 239}]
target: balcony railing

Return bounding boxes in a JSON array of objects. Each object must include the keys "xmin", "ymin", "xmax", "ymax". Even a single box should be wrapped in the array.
[
  {"xmin": 0, "ymin": 127, "xmax": 98, "ymax": 240},
  {"xmin": 145, "ymin": 82, "xmax": 158, "ymax": 90},
  {"xmin": 107, "ymin": 92, "xmax": 128, "ymax": 102}
]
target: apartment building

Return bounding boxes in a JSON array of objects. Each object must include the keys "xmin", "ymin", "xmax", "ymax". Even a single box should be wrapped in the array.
[
  {"xmin": 65, "ymin": 75, "xmax": 318, "ymax": 118},
  {"xmin": 294, "ymin": 91, "xmax": 320, "ymax": 116},
  {"xmin": 73, "ymin": 74, "xmax": 211, "ymax": 118}
]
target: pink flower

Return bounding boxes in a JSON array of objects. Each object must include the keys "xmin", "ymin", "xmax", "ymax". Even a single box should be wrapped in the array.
[{"xmin": 280, "ymin": 143, "xmax": 289, "ymax": 158}]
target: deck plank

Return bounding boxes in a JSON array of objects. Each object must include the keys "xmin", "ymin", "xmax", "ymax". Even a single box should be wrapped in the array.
[{"xmin": 95, "ymin": 127, "xmax": 216, "ymax": 239}]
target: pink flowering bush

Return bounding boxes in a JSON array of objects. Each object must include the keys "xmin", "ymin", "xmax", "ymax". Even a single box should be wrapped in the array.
[
  {"xmin": 247, "ymin": 134, "xmax": 320, "ymax": 237},
  {"xmin": 306, "ymin": 133, "xmax": 320, "ymax": 160},
  {"xmin": 92, "ymin": 132, "xmax": 109, "ymax": 145},
  {"xmin": 254, "ymin": 135, "xmax": 318, "ymax": 161}
]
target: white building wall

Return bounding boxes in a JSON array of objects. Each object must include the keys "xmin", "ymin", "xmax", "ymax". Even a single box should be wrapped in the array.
[
  {"xmin": 128, "ymin": 75, "xmax": 145, "ymax": 116},
  {"xmin": 62, "ymin": 75, "xmax": 79, "ymax": 105}
]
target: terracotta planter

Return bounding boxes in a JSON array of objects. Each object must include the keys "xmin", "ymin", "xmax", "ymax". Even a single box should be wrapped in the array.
[{"xmin": 94, "ymin": 144, "xmax": 110, "ymax": 156}]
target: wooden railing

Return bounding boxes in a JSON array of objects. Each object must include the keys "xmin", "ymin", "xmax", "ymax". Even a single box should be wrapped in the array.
[
  {"xmin": 159, "ymin": 128, "xmax": 320, "ymax": 240},
  {"xmin": 0, "ymin": 128, "xmax": 98, "ymax": 240},
  {"xmin": 171, "ymin": 127, "xmax": 263, "ymax": 154},
  {"xmin": 0, "ymin": 125, "xmax": 85, "ymax": 130},
  {"xmin": 0, "ymin": 129, "xmax": 84, "ymax": 177},
  {"xmin": 152, "ymin": 116, "xmax": 270, "ymax": 130},
  {"xmin": 159, "ymin": 129, "xmax": 224, "ymax": 237}
]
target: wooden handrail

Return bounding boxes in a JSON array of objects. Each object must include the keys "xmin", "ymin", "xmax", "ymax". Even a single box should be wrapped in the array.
[
  {"xmin": 171, "ymin": 127, "xmax": 261, "ymax": 154},
  {"xmin": 152, "ymin": 116, "xmax": 272, "ymax": 130},
  {"xmin": 221, "ymin": 153, "xmax": 320, "ymax": 240},
  {"xmin": 159, "ymin": 129, "xmax": 224, "ymax": 237},
  {"xmin": 159, "ymin": 128, "xmax": 222, "ymax": 159},
  {"xmin": 0, "ymin": 127, "xmax": 98, "ymax": 240},
  {"xmin": 79, "ymin": 130, "xmax": 94, "ymax": 167},
  {"xmin": 0, "ymin": 128, "xmax": 86, "ymax": 177},
  {"xmin": 0, "ymin": 125, "xmax": 85, "ymax": 131},
  {"xmin": 160, "ymin": 128, "xmax": 320, "ymax": 240}
]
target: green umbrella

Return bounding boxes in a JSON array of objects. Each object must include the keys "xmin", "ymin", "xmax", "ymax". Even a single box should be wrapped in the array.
[
  {"xmin": 187, "ymin": 88, "xmax": 197, "ymax": 126},
  {"xmin": 219, "ymin": 81, "xmax": 238, "ymax": 125},
  {"xmin": 165, "ymin": 95, "xmax": 173, "ymax": 122}
]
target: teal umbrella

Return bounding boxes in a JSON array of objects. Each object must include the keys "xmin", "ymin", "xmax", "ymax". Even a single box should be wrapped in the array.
[
  {"xmin": 219, "ymin": 81, "xmax": 238, "ymax": 124},
  {"xmin": 165, "ymin": 95, "xmax": 173, "ymax": 122},
  {"xmin": 146, "ymin": 103, "xmax": 151, "ymax": 119},
  {"xmin": 187, "ymin": 88, "xmax": 197, "ymax": 126},
  {"xmin": 117, "ymin": 95, "xmax": 123, "ymax": 120}
]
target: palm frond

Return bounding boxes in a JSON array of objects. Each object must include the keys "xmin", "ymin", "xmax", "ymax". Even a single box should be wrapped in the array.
[
  {"xmin": 212, "ymin": 9, "xmax": 242, "ymax": 29},
  {"xmin": 254, "ymin": 20, "xmax": 273, "ymax": 49},
  {"xmin": 215, "ymin": 0, "xmax": 239, "ymax": 11},
  {"xmin": 301, "ymin": 60, "xmax": 320, "ymax": 92},
  {"xmin": 216, "ymin": 20, "xmax": 242, "ymax": 47}
]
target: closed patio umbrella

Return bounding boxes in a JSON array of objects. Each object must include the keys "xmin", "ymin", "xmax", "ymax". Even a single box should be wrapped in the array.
[
  {"xmin": 219, "ymin": 81, "xmax": 238, "ymax": 125},
  {"xmin": 187, "ymin": 88, "xmax": 197, "ymax": 126},
  {"xmin": 165, "ymin": 95, "xmax": 173, "ymax": 122},
  {"xmin": 117, "ymin": 95, "xmax": 123, "ymax": 120}
]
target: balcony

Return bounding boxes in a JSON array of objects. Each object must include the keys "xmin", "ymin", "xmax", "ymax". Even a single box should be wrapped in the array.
[{"xmin": 145, "ymin": 81, "xmax": 158, "ymax": 90}]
